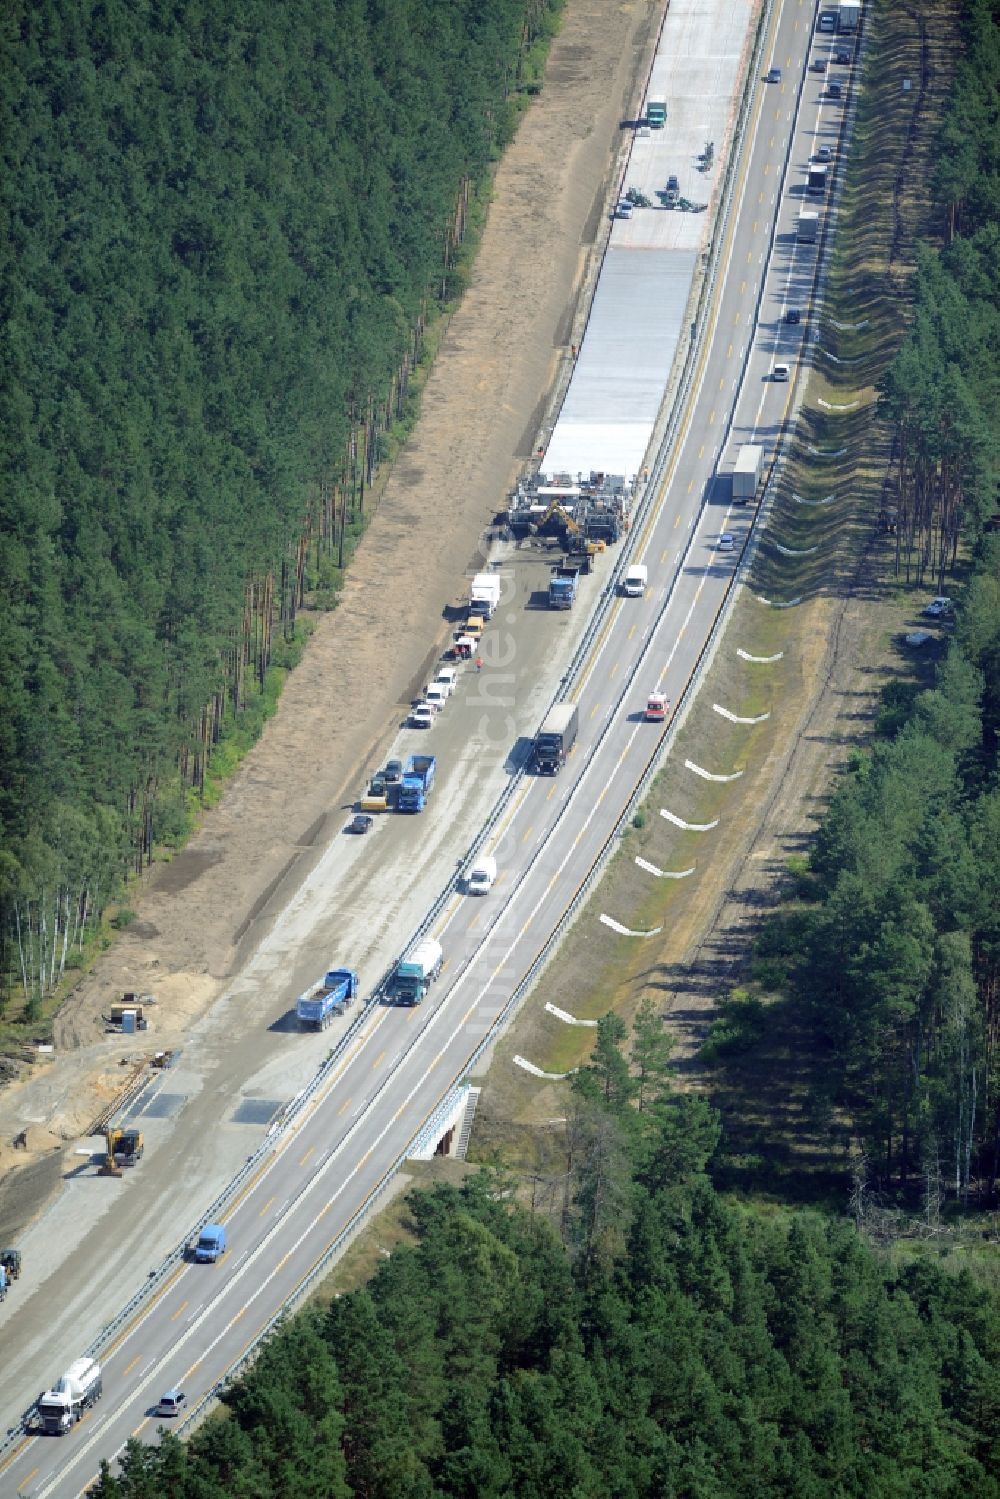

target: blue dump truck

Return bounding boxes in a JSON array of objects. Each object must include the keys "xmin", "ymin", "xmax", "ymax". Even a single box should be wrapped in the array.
[
  {"xmin": 533, "ymin": 702, "xmax": 579, "ymax": 774},
  {"xmin": 398, "ymin": 754, "xmax": 436, "ymax": 813},
  {"xmin": 296, "ymin": 967, "xmax": 358, "ymax": 1029},
  {"xmin": 191, "ymin": 1223, "xmax": 227, "ymax": 1262},
  {"xmin": 394, "ymin": 937, "xmax": 444, "ymax": 1005},
  {"xmin": 548, "ymin": 563, "xmax": 581, "ymax": 609}
]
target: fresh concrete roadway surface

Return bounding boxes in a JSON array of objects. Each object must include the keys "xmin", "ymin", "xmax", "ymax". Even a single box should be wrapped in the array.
[{"xmin": 3, "ymin": 1, "xmax": 852, "ymax": 1491}]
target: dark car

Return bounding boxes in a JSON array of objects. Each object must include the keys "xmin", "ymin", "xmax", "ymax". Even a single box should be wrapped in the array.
[
  {"xmin": 349, "ymin": 813, "xmax": 374, "ymax": 834},
  {"xmin": 811, "ymin": 57, "xmax": 827, "ymax": 72},
  {"xmin": 786, "ymin": 308, "xmax": 801, "ymax": 325},
  {"xmin": 835, "ymin": 48, "xmax": 851, "ymax": 64},
  {"xmin": 383, "ymin": 759, "xmax": 403, "ymax": 784}
]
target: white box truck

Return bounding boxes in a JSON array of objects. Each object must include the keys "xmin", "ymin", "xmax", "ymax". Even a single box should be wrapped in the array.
[
  {"xmin": 469, "ymin": 573, "xmax": 501, "ymax": 619},
  {"xmin": 798, "ymin": 208, "xmax": 819, "ymax": 243},
  {"xmin": 838, "ymin": 0, "xmax": 861, "ymax": 31},
  {"xmin": 732, "ymin": 445, "xmax": 763, "ymax": 502},
  {"xmin": 622, "ymin": 564, "xmax": 648, "ymax": 597}
]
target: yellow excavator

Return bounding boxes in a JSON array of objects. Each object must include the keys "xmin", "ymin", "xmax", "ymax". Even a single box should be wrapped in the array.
[
  {"xmin": 531, "ymin": 499, "xmax": 606, "ymax": 558},
  {"xmin": 99, "ymin": 1128, "xmax": 145, "ymax": 1176}
]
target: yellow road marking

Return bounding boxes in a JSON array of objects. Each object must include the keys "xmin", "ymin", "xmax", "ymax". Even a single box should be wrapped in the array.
[
  {"xmin": 337, "ymin": 1095, "xmax": 352, "ymax": 1115},
  {"xmin": 610, "ymin": 662, "xmax": 619, "ymax": 678},
  {"xmin": 259, "ymin": 1197, "xmax": 274, "ymax": 1218},
  {"xmin": 171, "ymin": 1299, "xmax": 188, "ymax": 1322},
  {"xmin": 372, "ymin": 1050, "xmax": 385, "ymax": 1070},
  {"xmin": 123, "ymin": 1355, "xmax": 140, "ymax": 1377},
  {"xmin": 468, "ymin": 910, "xmax": 482, "ymax": 930},
  {"xmin": 18, "ymin": 1469, "xmax": 39, "ymax": 1490},
  {"xmin": 521, "ymin": 825, "xmax": 534, "ymax": 842},
  {"xmin": 299, "ymin": 1145, "xmax": 315, "ymax": 1167},
  {"xmin": 628, "ymin": 623, "xmax": 636, "ymax": 639}
]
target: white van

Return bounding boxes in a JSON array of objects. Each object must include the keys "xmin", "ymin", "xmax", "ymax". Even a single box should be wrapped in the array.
[
  {"xmin": 435, "ymin": 666, "xmax": 458, "ymax": 697},
  {"xmin": 467, "ymin": 855, "xmax": 497, "ymax": 895},
  {"xmin": 425, "ymin": 683, "xmax": 448, "ymax": 713},
  {"xmin": 622, "ymin": 564, "xmax": 648, "ymax": 597}
]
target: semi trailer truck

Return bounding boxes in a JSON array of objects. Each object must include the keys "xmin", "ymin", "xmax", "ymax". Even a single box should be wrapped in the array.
[
  {"xmin": 394, "ymin": 937, "xmax": 444, "ymax": 1005},
  {"xmin": 533, "ymin": 703, "xmax": 579, "ymax": 774},
  {"xmin": 38, "ymin": 1358, "xmax": 103, "ymax": 1434},
  {"xmin": 399, "ymin": 755, "xmax": 436, "ymax": 812}
]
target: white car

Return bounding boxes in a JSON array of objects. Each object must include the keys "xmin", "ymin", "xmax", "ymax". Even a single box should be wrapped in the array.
[
  {"xmin": 424, "ymin": 684, "xmax": 448, "ymax": 713},
  {"xmin": 156, "ymin": 1390, "xmax": 186, "ymax": 1417},
  {"xmin": 718, "ymin": 532, "xmax": 736, "ymax": 551},
  {"xmin": 435, "ymin": 666, "xmax": 458, "ymax": 697},
  {"xmin": 772, "ymin": 363, "xmax": 790, "ymax": 382},
  {"xmin": 410, "ymin": 702, "xmax": 434, "ymax": 729},
  {"xmin": 922, "ymin": 596, "xmax": 953, "ymax": 618}
]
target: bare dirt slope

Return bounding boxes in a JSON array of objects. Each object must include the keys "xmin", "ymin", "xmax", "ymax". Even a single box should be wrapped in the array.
[{"xmin": 0, "ymin": 0, "xmax": 662, "ymax": 1224}]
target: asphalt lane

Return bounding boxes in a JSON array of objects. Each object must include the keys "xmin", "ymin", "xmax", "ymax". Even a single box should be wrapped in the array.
[{"xmin": 4, "ymin": 2, "xmax": 854, "ymax": 1491}]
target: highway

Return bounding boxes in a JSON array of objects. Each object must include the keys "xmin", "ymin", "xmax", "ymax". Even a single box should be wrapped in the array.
[{"xmin": 3, "ymin": 0, "xmax": 856, "ymax": 1492}]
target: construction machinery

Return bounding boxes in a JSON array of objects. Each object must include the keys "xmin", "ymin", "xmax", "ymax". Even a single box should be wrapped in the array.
[
  {"xmin": 529, "ymin": 497, "xmax": 607, "ymax": 560},
  {"xmin": 508, "ymin": 471, "xmax": 635, "ymax": 546},
  {"xmin": 99, "ymin": 1128, "xmax": 144, "ymax": 1176}
]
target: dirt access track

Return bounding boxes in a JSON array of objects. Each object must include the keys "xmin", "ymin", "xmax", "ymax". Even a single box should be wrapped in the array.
[{"xmin": 0, "ymin": 0, "xmax": 665, "ymax": 1231}]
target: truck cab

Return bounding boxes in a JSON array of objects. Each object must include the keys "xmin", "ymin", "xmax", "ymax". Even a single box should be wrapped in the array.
[{"xmin": 645, "ymin": 693, "xmax": 669, "ymax": 722}]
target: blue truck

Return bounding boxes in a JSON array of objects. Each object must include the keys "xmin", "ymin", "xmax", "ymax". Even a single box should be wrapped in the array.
[
  {"xmin": 191, "ymin": 1223, "xmax": 226, "ymax": 1262},
  {"xmin": 548, "ymin": 563, "xmax": 581, "ymax": 609},
  {"xmin": 398, "ymin": 754, "xmax": 436, "ymax": 813},
  {"xmin": 296, "ymin": 967, "xmax": 358, "ymax": 1029}
]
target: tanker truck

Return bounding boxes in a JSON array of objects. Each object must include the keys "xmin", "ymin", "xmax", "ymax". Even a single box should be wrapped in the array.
[{"xmin": 38, "ymin": 1357, "xmax": 103, "ymax": 1434}]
